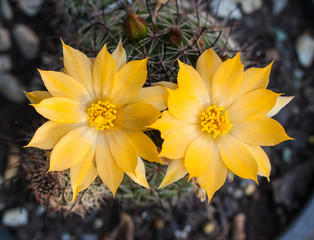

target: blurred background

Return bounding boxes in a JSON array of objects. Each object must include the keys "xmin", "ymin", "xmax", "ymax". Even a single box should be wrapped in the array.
[{"xmin": 0, "ymin": 0, "xmax": 313, "ymax": 239}]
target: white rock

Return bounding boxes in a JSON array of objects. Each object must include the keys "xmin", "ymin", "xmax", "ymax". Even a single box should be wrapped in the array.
[
  {"xmin": 0, "ymin": 0, "xmax": 13, "ymax": 21},
  {"xmin": 296, "ymin": 33, "xmax": 314, "ymax": 68},
  {"xmin": 211, "ymin": 0, "xmax": 242, "ymax": 20},
  {"xmin": 0, "ymin": 73, "xmax": 26, "ymax": 103},
  {"xmin": 2, "ymin": 207, "xmax": 28, "ymax": 227},
  {"xmin": 18, "ymin": 0, "xmax": 43, "ymax": 17},
  {"xmin": 0, "ymin": 55, "xmax": 12, "ymax": 71},
  {"xmin": 0, "ymin": 27, "xmax": 11, "ymax": 52},
  {"xmin": 233, "ymin": 0, "xmax": 263, "ymax": 14},
  {"xmin": 12, "ymin": 24, "xmax": 40, "ymax": 59}
]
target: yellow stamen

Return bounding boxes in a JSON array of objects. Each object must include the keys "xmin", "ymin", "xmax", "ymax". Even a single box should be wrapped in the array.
[
  {"xmin": 200, "ymin": 105, "xmax": 232, "ymax": 138},
  {"xmin": 86, "ymin": 100, "xmax": 117, "ymax": 131}
]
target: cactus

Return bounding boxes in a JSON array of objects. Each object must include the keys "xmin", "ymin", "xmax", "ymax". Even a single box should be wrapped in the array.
[{"xmin": 23, "ymin": 0, "xmax": 235, "ymax": 216}]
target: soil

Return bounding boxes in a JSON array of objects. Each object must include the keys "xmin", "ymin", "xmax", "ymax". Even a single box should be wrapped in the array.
[{"xmin": 0, "ymin": 0, "xmax": 313, "ymax": 240}]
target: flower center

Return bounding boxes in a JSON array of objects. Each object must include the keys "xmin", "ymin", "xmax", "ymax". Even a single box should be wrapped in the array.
[
  {"xmin": 200, "ymin": 105, "xmax": 232, "ymax": 138},
  {"xmin": 86, "ymin": 100, "xmax": 117, "ymax": 131}
]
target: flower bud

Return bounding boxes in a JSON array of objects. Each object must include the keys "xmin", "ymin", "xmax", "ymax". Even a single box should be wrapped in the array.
[{"xmin": 124, "ymin": 12, "xmax": 148, "ymax": 40}]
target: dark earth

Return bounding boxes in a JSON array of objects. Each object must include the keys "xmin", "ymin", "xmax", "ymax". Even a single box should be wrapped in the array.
[{"xmin": 0, "ymin": 0, "xmax": 313, "ymax": 239}]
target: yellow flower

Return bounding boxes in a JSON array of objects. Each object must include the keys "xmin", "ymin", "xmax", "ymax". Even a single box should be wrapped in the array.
[
  {"xmin": 150, "ymin": 49, "xmax": 293, "ymax": 202},
  {"xmin": 25, "ymin": 40, "xmax": 168, "ymax": 200}
]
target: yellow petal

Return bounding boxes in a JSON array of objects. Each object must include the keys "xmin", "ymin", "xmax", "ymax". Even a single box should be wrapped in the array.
[
  {"xmin": 123, "ymin": 129, "xmax": 162, "ymax": 164},
  {"xmin": 217, "ymin": 134, "xmax": 258, "ymax": 181},
  {"xmin": 33, "ymin": 97, "xmax": 87, "ymax": 123},
  {"xmin": 26, "ymin": 121, "xmax": 80, "ymax": 149},
  {"xmin": 266, "ymin": 96, "xmax": 294, "ymax": 118},
  {"xmin": 230, "ymin": 117, "xmax": 293, "ymax": 146},
  {"xmin": 197, "ymin": 144, "xmax": 227, "ymax": 202},
  {"xmin": 211, "ymin": 53, "xmax": 244, "ymax": 108},
  {"xmin": 95, "ymin": 133, "xmax": 124, "ymax": 196},
  {"xmin": 184, "ymin": 133, "xmax": 214, "ymax": 178},
  {"xmin": 227, "ymin": 89, "xmax": 279, "ymax": 123},
  {"xmin": 110, "ymin": 59, "xmax": 148, "ymax": 107},
  {"xmin": 177, "ymin": 60, "xmax": 211, "ymax": 106},
  {"xmin": 149, "ymin": 111, "xmax": 189, "ymax": 139},
  {"xmin": 49, "ymin": 125, "xmax": 98, "ymax": 171},
  {"xmin": 244, "ymin": 144, "xmax": 271, "ymax": 180},
  {"xmin": 70, "ymin": 145, "xmax": 97, "ymax": 201},
  {"xmin": 153, "ymin": 81, "xmax": 177, "ymax": 90},
  {"xmin": 25, "ymin": 91, "xmax": 52, "ymax": 104},
  {"xmin": 196, "ymin": 48, "xmax": 222, "ymax": 92},
  {"xmin": 115, "ymin": 102, "xmax": 161, "ymax": 130},
  {"xmin": 126, "ymin": 157, "xmax": 149, "ymax": 188},
  {"xmin": 159, "ymin": 159, "xmax": 188, "ymax": 188},
  {"xmin": 111, "ymin": 39, "xmax": 126, "ymax": 71},
  {"xmin": 62, "ymin": 40, "xmax": 93, "ymax": 94},
  {"xmin": 38, "ymin": 70, "xmax": 91, "ymax": 102},
  {"xmin": 130, "ymin": 85, "xmax": 168, "ymax": 111},
  {"xmin": 92, "ymin": 44, "xmax": 116, "ymax": 98},
  {"xmin": 168, "ymin": 88, "xmax": 204, "ymax": 124},
  {"xmin": 239, "ymin": 62, "xmax": 273, "ymax": 96},
  {"xmin": 159, "ymin": 125, "xmax": 202, "ymax": 159},
  {"xmin": 107, "ymin": 127, "xmax": 138, "ymax": 174}
]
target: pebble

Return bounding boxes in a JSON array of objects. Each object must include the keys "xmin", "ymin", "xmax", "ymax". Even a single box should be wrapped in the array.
[
  {"xmin": 296, "ymin": 33, "xmax": 314, "ymax": 67},
  {"xmin": 272, "ymin": 0, "xmax": 288, "ymax": 15},
  {"xmin": 211, "ymin": 0, "xmax": 242, "ymax": 20},
  {"xmin": 282, "ymin": 146, "xmax": 293, "ymax": 163},
  {"xmin": 203, "ymin": 222, "xmax": 216, "ymax": 235},
  {"xmin": 61, "ymin": 233, "xmax": 71, "ymax": 240},
  {"xmin": 0, "ymin": 73, "xmax": 26, "ymax": 103},
  {"xmin": 0, "ymin": 0, "xmax": 13, "ymax": 21},
  {"xmin": 0, "ymin": 55, "xmax": 12, "ymax": 72},
  {"xmin": 244, "ymin": 183, "xmax": 256, "ymax": 196},
  {"xmin": 2, "ymin": 207, "xmax": 28, "ymax": 227},
  {"xmin": 81, "ymin": 234, "xmax": 98, "ymax": 240},
  {"xmin": 12, "ymin": 24, "xmax": 40, "ymax": 60},
  {"xmin": 93, "ymin": 218, "xmax": 103, "ymax": 229},
  {"xmin": 233, "ymin": 0, "xmax": 262, "ymax": 14},
  {"xmin": 18, "ymin": 0, "xmax": 43, "ymax": 17},
  {"xmin": 233, "ymin": 188, "xmax": 244, "ymax": 199},
  {"xmin": 0, "ymin": 27, "xmax": 11, "ymax": 52}
]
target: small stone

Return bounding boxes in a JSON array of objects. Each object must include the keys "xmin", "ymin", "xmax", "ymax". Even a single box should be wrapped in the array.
[
  {"xmin": 0, "ymin": 73, "xmax": 25, "ymax": 103},
  {"xmin": 81, "ymin": 234, "xmax": 97, "ymax": 240},
  {"xmin": 203, "ymin": 222, "xmax": 216, "ymax": 235},
  {"xmin": 244, "ymin": 183, "xmax": 256, "ymax": 196},
  {"xmin": 282, "ymin": 146, "xmax": 293, "ymax": 163},
  {"xmin": 296, "ymin": 33, "xmax": 314, "ymax": 67},
  {"xmin": 94, "ymin": 218, "xmax": 103, "ymax": 229},
  {"xmin": 233, "ymin": 188, "xmax": 244, "ymax": 199},
  {"xmin": 18, "ymin": 0, "xmax": 43, "ymax": 17},
  {"xmin": 0, "ymin": 27, "xmax": 11, "ymax": 52},
  {"xmin": 0, "ymin": 55, "xmax": 12, "ymax": 72},
  {"xmin": 12, "ymin": 24, "xmax": 40, "ymax": 60},
  {"xmin": 0, "ymin": 0, "xmax": 13, "ymax": 21},
  {"xmin": 233, "ymin": 0, "xmax": 263, "ymax": 14},
  {"xmin": 211, "ymin": 0, "xmax": 242, "ymax": 20},
  {"xmin": 61, "ymin": 233, "xmax": 71, "ymax": 240},
  {"xmin": 272, "ymin": 0, "xmax": 288, "ymax": 15},
  {"xmin": 2, "ymin": 207, "xmax": 28, "ymax": 227}
]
